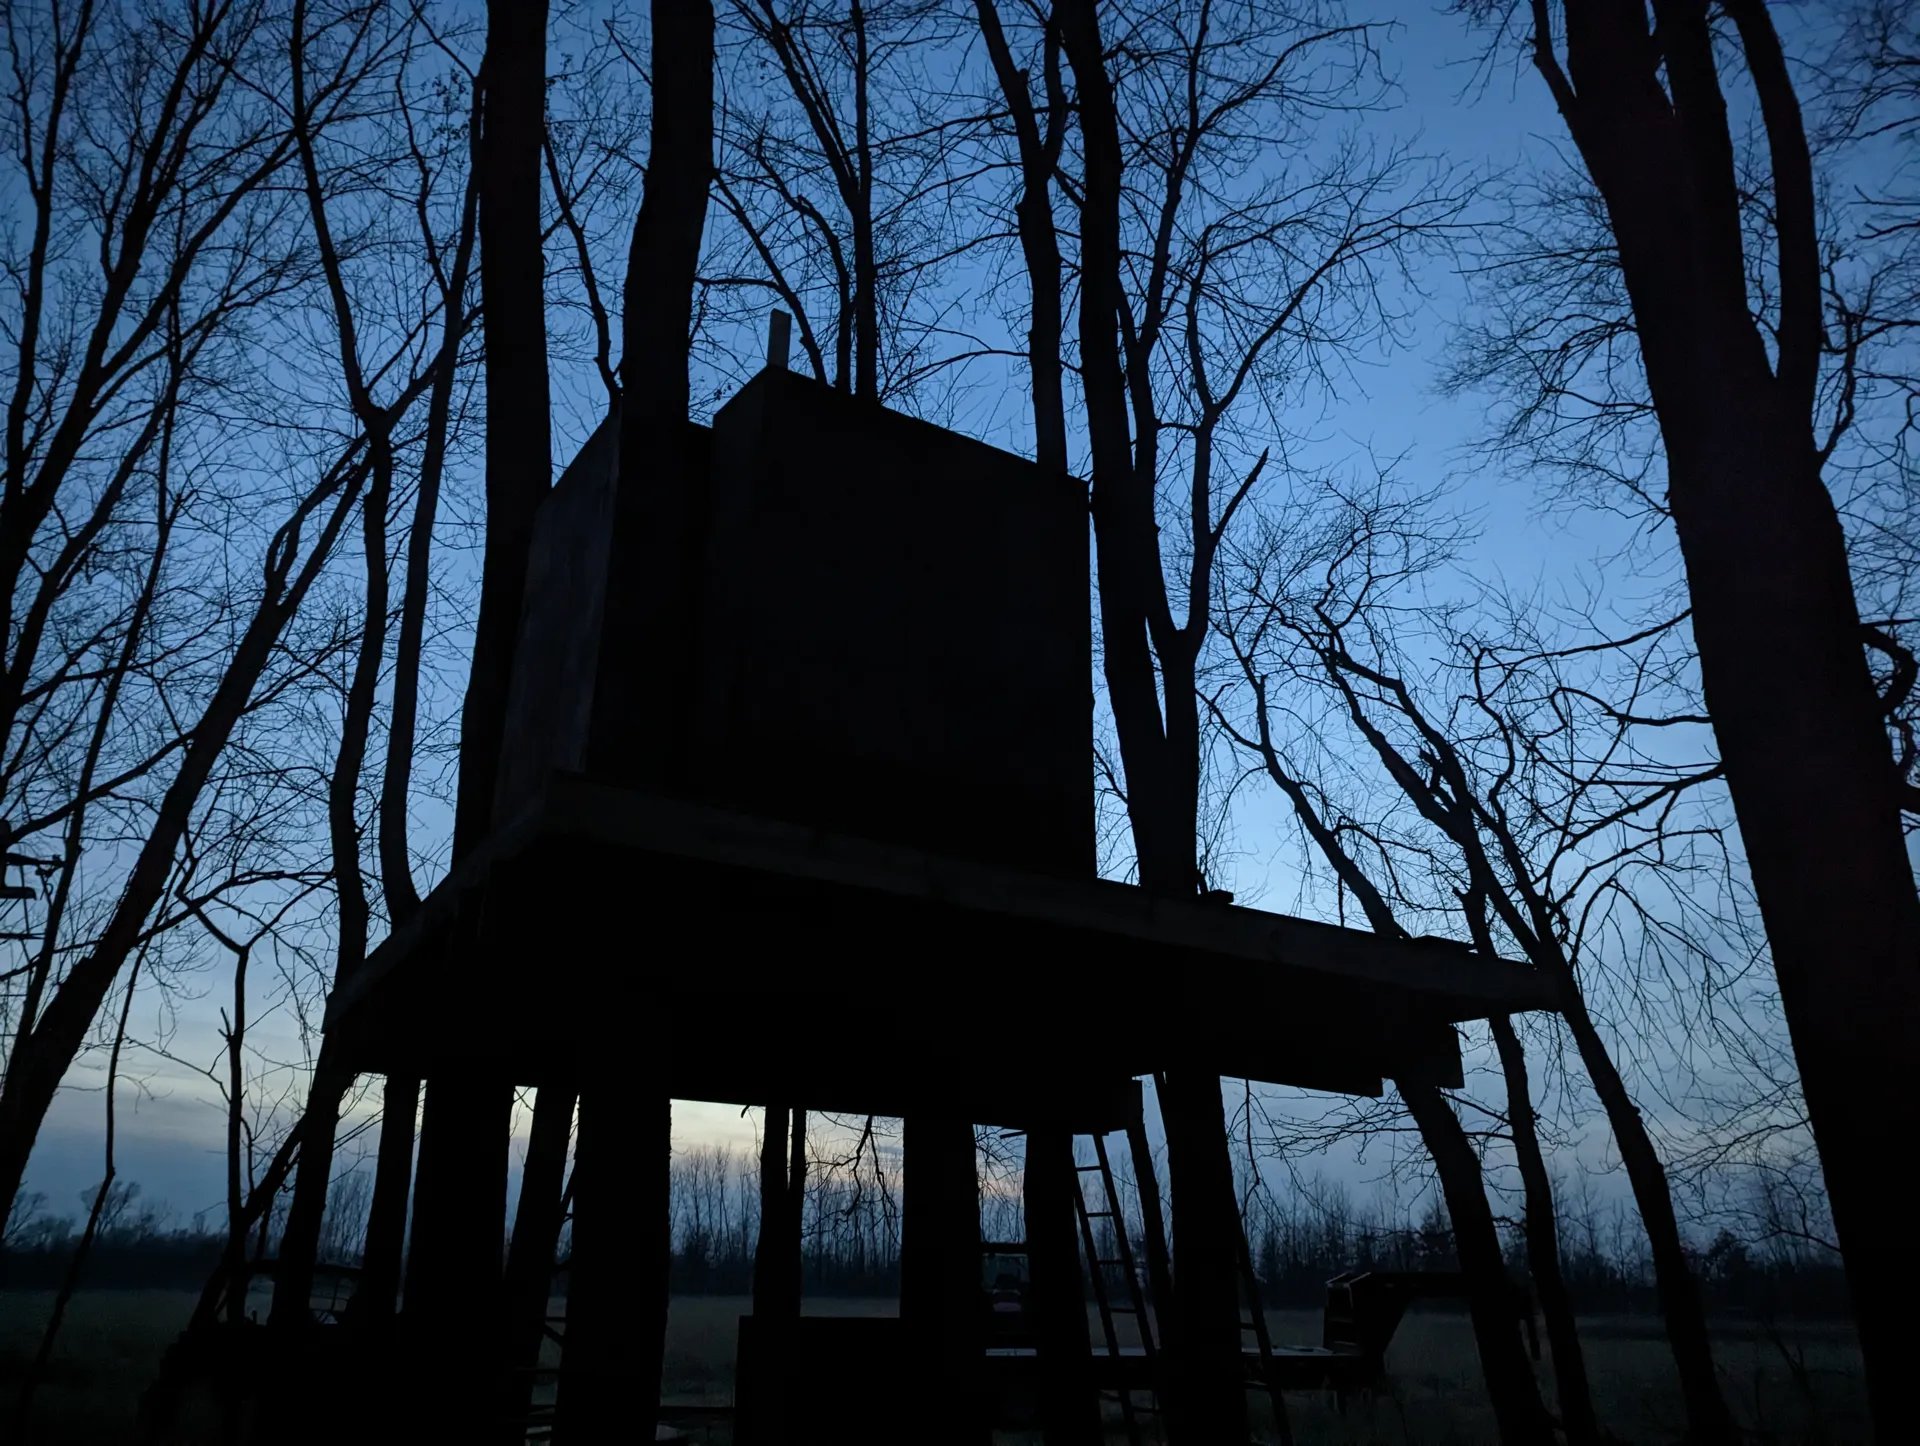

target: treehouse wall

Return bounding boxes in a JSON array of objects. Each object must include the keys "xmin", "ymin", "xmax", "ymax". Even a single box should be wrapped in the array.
[{"xmin": 496, "ymin": 367, "xmax": 1093, "ymax": 878}]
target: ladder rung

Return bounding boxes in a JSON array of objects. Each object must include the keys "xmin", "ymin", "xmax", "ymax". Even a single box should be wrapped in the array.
[
  {"xmin": 1084, "ymin": 1209, "xmax": 1116, "ymax": 1219},
  {"xmin": 1075, "ymin": 1163, "xmax": 1105, "ymax": 1172}
]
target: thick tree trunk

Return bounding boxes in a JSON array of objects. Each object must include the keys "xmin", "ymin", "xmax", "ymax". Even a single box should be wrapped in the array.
[
  {"xmin": 785, "ymin": 1108, "xmax": 807, "ymax": 1299},
  {"xmin": 1399, "ymin": 1081, "xmax": 1553, "ymax": 1446},
  {"xmin": 1158, "ymin": 1073, "xmax": 1248, "ymax": 1444},
  {"xmin": 743, "ymin": 1103, "xmax": 800, "ymax": 1444},
  {"xmin": 556, "ymin": 1089, "xmax": 668, "ymax": 1442},
  {"xmin": 399, "ymin": 1070, "xmax": 510, "ymax": 1435},
  {"xmin": 1489, "ymin": 1016, "xmax": 1599, "ymax": 1446},
  {"xmin": 1536, "ymin": 7, "xmax": 1917, "ymax": 1430},
  {"xmin": 408, "ymin": 0, "xmax": 553, "ymax": 1343},
  {"xmin": 897, "ymin": 1114, "xmax": 988, "ymax": 1445},
  {"xmin": 753, "ymin": 1104, "xmax": 799, "ymax": 1320},
  {"xmin": 452, "ymin": 0, "xmax": 551, "ymax": 858},
  {"xmin": 403, "ymin": 1075, "xmax": 510, "ymax": 1318},
  {"xmin": 586, "ymin": 0, "xmax": 714, "ymax": 779},
  {"xmin": 1055, "ymin": 0, "xmax": 1185, "ymax": 898},
  {"xmin": 1670, "ymin": 417, "xmax": 1916, "ymax": 1439},
  {"xmin": 1056, "ymin": 16, "xmax": 1248, "ymax": 1435},
  {"xmin": 1023, "ymin": 1126, "xmax": 1100, "ymax": 1446},
  {"xmin": 555, "ymin": 13, "xmax": 708, "ymax": 1430}
]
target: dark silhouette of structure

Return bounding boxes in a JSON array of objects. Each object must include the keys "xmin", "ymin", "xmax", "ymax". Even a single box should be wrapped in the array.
[{"xmin": 322, "ymin": 354, "xmax": 1555, "ymax": 1439}]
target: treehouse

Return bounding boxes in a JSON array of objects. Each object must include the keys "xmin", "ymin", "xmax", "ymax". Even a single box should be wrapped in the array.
[
  {"xmin": 323, "ymin": 361, "xmax": 1553, "ymax": 1112},
  {"xmin": 317, "ymin": 351, "xmax": 1555, "ymax": 1439}
]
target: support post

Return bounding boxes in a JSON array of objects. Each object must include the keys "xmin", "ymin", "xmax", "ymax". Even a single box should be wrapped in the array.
[
  {"xmin": 401, "ymin": 1071, "xmax": 511, "ymax": 1433},
  {"xmin": 741, "ymin": 1102, "xmax": 801, "ymax": 1445},
  {"xmin": 1025, "ymin": 1126, "xmax": 1101, "ymax": 1446},
  {"xmin": 1159, "ymin": 1071, "xmax": 1249, "ymax": 1443},
  {"xmin": 556, "ymin": 1088, "xmax": 670, "ymax": 1442},
  {"xmin": 900, "ymin": 1113, "xmax": 988, "ymax": 1446}
]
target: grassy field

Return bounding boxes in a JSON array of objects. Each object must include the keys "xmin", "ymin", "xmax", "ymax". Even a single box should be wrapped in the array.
[{"xmin": 2, "ymin": 1289, "xmax": 1868, "ymax": 1443}]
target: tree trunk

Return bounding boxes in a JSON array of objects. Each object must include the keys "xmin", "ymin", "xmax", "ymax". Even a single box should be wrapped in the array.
[
  {"xmin": 1023, "ymin": 1125, "xmax": 1100, "ymax": 1446},
  {"xmin": 743, "ymin": 1103, "xmax": 799, "ymax": 1444},
  {"xmin": 352, "ymin": 1072, "xmax": 418, "ymax": 1320},
  {"xmin": 754, "ymin": 1103, "xmax": 798, "ymax": 1320},
  {"xmin": 408, "ymin": 0, "xmax": 552, "ymax": 1334},
  {"xmin": 1124, "ymin": 1101, "xmax": 1176, "ymax": 1359},
  {"xmin": 273, "ymin": 425, "xmax": 392, "ymax": 1324},
  {"xmin": 553, "ymin": 13, "xmax": 708, "ymax": 1428},
  {"xmin": 1399, "ymin": 1081, "xmax": 1553, "ymax": 1446},
  {"xmin": 500, "ymin": 1085, "xmax": 576, "ymax": 1439},
  {"xmin": 1670, "ymin": 410, "xmax": 1915, "ymax": 1441},
  {"xmin": 556, "ymin": 1089, "xmax": 668, "ymax": 1442},
  {"xmin": 849, "ymin": 0, "xmax": 878, "ymax": 399},
  {"xmin": 1535, "ymin": 6, "xmax": 1918, "ymax": 1430},
  {"xmin": 1158, "ymin": 1073, "xmax": 1248, "ymax": 1445},
  {"xmin": 347, "ymin": 117, "xmax": 473, "ymax": 1303},
  {"xmin": 785, "ymin": 1107, "xmax": 807, "ymax": 1302},
  {"xmin": 1055, "ymin": 0, "xmax": 1185, "ymax": 898},
  {"xmin": 402, "ymin": 1069, "xmax": 510, "ymax": 1434},
  {"xmin": 896, "ymin": 1114, "xmax": 988, "ymax": 1445},
  {"xmin": 585, "ymin": 0, "xmax": 714, "ymax": 779},
  {"xmin": 974, "ymin": 0, "xmax": 1066, "ymax": 473},
  {"xmin": 453, "ymin": 0, "xmax": 551, "ymax": 857},
  {"xmin": 1560, "ymin": 988, "xmax": 1735, "ymax": 1442},
  {"xmin": 269, "ymin": 1053, "xmax": 352, "ymax": 1327},
  {"xmin": 1489, "ymin": 1015, "xmax": 1599, "ymax": 1446}
]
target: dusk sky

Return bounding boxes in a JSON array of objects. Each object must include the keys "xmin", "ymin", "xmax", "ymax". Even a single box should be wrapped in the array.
[{"xmin": 13, "ymin": 0, "xmax": 1837, "ymax": 1240}]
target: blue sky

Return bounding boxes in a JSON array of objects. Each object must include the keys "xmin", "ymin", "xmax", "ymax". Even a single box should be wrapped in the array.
[{"xmin": 15, "ymin": 2, "xmax": 1800, "ymax": 1239}]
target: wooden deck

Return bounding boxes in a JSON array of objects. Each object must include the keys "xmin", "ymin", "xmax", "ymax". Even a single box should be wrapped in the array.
[{"xmin": 323, "ymin": 774, "xmax": 1559, "ymax": 1116}]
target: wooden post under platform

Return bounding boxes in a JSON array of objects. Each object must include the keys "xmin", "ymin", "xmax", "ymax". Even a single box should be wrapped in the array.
[
  {"xmin": 400, "ymin": 1071, "xmax": 511, "ymax": 1433},
  {"xmin": 1025, "ymin": 1124, "xmax": 1101, "ymax": 1446},
  {"xmin": 1160, "ymin": 1070, "xmax": 1251, "ymax": 1444},
  {"xmin": 554, "ymin": 1087, "xmax": 670, "ymax": 1442},
  {"xmin": 900, "ymin": 1112, "xmax": 990, "ymax": 1446}
]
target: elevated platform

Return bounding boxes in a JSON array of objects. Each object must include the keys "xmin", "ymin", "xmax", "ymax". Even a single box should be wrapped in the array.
[{"xmin": 324, "ymin": 774, "xmax": 1556, "ymax": 1125}]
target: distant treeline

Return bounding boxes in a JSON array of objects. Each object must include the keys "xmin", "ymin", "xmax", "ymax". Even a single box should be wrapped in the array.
[
  {"xmin": 3, "ymin": 1145, "xmax": 1849, "ymax": 1320},
  {"xmin": 1239, "ymin": 1196, "xmax": 1851, "ymax": 1317},
  {"xmin": 2, "ymin": 1180, "xmax": 227, "ymax": 1290}
]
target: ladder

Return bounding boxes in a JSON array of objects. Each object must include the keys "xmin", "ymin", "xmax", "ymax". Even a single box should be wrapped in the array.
[
  {"xmin": 1235, "ymin": 1225, "xmax": 1295, "ymax": 1446},
  {"xmin": 1072, "ymin": 1133, "xmax": 1163, "ymax": 1445}
]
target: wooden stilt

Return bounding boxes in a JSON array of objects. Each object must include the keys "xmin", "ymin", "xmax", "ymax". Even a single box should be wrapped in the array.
[
  {"xmin": 1026, "ymin": 1125, "xmax": 1101, "ymax": 1446},
  {"xmin": 1160, "ymin": 1071, "xmax": 1250, "ymax": 1444},
  {"xmin": 900, "ymin": 1113, "xmax": 989, "ymax": 1446},
  {"xmin": 556, "ymin": 1088, "xmax": 669, "ymax": 1443},
  {"xmin": 402, "ymin": 1072, "xmax": 510, "ymax": 1434}
]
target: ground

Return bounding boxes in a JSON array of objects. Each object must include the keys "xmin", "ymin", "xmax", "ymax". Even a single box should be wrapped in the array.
[{"xmin": 0, "ymin": 1290, "xmax": 1868, "ymax": 1443}]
